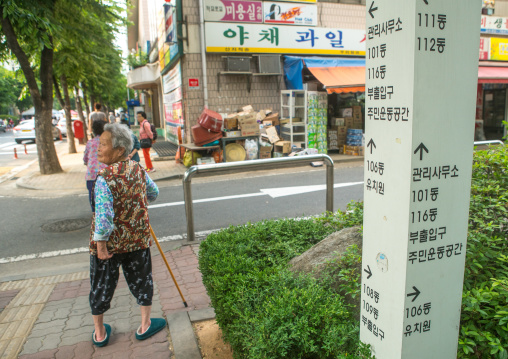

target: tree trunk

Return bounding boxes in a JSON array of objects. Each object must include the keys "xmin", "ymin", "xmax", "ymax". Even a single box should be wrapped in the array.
[
  {"xmin": 74, "ymin": 86, "xmax": 88, "ymax": 142},
  {"xmin": 0, "ymin": 14, "xmax": 62, "ymax": 174},
  {"xmin": 60, "ymin": 75, "xmax": 77, "ymax": 153},
  {"xmin": 82, "ymin": 83, "xmax": 91, "ymax": 123},
  {"xmin": 90, "ymin": 87, "xmax": 95, "ymax": 114}
]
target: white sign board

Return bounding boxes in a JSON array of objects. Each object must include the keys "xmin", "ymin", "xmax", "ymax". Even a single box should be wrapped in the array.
[
  {"xmin": 205, "ymin": 22, "xmax": 366, "ymax": 55},
  {"xmin": 481, "ymin": 15, "xmax": 508, "ymax": 35},
  {"xmin": 263, "ymin": 2, "xmax": 317, "ymax": 26},
  {"xmin": 361, "ymin": 1, "xmax": 481, "ymax": 358},
  {"xmin": 162, "ymin": 62, "xmax": 182, "ymax": 94}
]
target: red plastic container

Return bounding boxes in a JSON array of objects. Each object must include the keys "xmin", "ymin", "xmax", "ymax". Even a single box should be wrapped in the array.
[
  {"xmin": 198, "ymin": 109, "xmax": 223, "ymax": 133},
  {"xmin": 192, "ymin": 125, "xmax": 223, "ymax": 146}
]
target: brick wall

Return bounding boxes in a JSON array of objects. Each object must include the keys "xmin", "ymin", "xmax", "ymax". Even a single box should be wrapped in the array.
[
  {"xmin": 181, "ymin": 53, "xmax": 285, "ymax": 142},
  {"xmin": 318, "ymin": 2, "xmax": 366, "ymax": 29}
]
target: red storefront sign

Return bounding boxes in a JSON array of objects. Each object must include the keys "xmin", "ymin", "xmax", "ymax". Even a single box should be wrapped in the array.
[{"xmin": 189, "ymin": 78, "xmax": 200, "ymax": 89}]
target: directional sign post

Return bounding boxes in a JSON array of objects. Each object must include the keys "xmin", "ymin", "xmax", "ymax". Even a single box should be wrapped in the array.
[{"xmin": 361, "ymin": 1, "xmax": 481, "ymax": 358}]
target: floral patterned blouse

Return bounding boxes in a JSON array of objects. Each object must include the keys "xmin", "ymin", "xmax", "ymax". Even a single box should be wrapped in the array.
[
  {"xmin": 93, "ymin": 170, "xmax": 159, "ymax": 242},
  {"xmin": 83, "ymin": 136, "xmax": 107, "ymax": 181}
]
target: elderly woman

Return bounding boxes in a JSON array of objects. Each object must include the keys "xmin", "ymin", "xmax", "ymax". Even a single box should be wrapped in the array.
[
  {"xmin": 90, "ymin": 123, "xmax": 166, "ymax": 347},
  {"xmin": 83, "ymin": 120, "xmax": 107, "ymax": 212}
]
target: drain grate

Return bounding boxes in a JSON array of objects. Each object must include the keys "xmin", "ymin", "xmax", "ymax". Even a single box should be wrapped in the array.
[{"xmin": 41, "ymin": 217, "xmax": 91, "ymax": 233}]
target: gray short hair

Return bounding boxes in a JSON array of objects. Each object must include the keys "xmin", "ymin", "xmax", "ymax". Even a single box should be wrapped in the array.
[{"xmin": 104, "ymin": 123, "xmax": 133, "ymax": 157}]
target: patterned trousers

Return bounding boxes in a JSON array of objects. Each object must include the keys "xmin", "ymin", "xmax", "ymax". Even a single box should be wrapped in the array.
[{"xmin": 89, "ymin": 248, "xmax": 153, "ymax": 315}]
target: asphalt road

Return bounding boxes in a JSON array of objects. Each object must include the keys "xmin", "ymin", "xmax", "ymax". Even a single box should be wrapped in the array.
[{"xmin": 0, "ymin": 164, "xmax": 364, "ymax": 260}]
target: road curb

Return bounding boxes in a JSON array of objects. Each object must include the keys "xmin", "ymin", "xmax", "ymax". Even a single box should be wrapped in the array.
[{"xmin": 167, "ymin": 308, "xmax": 216, "ymax": 359}]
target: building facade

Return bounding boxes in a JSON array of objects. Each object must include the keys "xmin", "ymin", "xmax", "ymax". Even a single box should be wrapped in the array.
[
  {"xmin": 127, "ymin": 0, "xmax": 507, "ymax": 144},
  {"xmin": 127, "ymin": 0, "xmax": 366, "ymax": 144}
]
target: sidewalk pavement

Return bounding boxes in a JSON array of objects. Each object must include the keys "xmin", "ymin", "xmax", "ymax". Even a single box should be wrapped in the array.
[
  {"xmin": 0, "ymin": 242, "xmax": 213, "ymax": 359},
  {"xmin": 0, "ymin": 139, "xmax": 363, "ymax": 358}
]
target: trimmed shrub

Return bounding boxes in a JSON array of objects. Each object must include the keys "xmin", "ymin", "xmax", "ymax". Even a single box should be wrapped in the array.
[
  {"xmin": 458, "ymin": 145, "xmax": 508, "ymax": 359},
  {"xmin": 199, "ymin": 206, "xmax": 371, "ymax": 359}
]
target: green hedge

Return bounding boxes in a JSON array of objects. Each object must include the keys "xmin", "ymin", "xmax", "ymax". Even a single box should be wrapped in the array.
[
  {"xmin": 458, "ymin": 145, "xmax": 508, "ymax": 359},
  {"xmin": 199, "ymin": 204, "xmax": 371, "ymax": 359},
  {"xmin": 199, "ymin": 146, "xmax": 507, "ymax": 359}
]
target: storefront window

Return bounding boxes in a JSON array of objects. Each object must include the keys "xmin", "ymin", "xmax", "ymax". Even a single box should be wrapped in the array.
[{"xmin": 483, "ymin": 85, "xmax": 507, "ymax": 140}]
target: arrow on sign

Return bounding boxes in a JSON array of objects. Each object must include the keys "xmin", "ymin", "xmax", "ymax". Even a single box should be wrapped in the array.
[
  {"xmin": 368, "ymin": 2, "xmax": 378, "ymax": 18},
  {"xmin": 364, "ymin": 265, "xmax": 373, "ymax": 279},
  {"xmin": 367, "ymin": 139, "xmax": 376, "ymax": 154},
  {"xmin": 414, "ymin": 143, "xmax": 429, "ymax": 161},
  {"xmin": 407, "ymin": 286, "xmax": 421, "ymax": 302}
]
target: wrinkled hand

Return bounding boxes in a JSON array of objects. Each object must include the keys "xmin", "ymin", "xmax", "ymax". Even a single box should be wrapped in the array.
[{"xmin": 97, "ymin": 242, "xmax": 113, "ymax": 260}]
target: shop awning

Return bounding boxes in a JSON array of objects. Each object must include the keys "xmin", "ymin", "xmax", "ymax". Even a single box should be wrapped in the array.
[
  {"xmin": 478, "ymin": 66, "xmax": 508, "ymax": 83},
  {"xmin": 284, "ymin": 56, "xmax": 365, "ymax": 90},
  {"xmin": 307, "ymin": 66, "xmax": 365, "ymax": 94}
]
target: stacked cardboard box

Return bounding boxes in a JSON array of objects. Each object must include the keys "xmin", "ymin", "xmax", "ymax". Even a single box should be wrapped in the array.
[
  {"xmin": 328, "ymin": 126, "xmax": 347, "ymax": 150},
  {"xmin": 344, "ymin": 145, "xmax": 363, "ymax": 156},
  {"xmin": 352, "ymin": 105, "xmax": 362, "ymax": 129}
]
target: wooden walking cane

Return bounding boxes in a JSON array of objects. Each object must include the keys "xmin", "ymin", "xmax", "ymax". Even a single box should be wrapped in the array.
[{"xmin": 149, "ymin": 225, "xmax": 188, "ymax": 308}]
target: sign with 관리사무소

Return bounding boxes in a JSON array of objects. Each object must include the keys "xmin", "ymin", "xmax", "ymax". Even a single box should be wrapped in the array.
[
  {"xmin": 361, "ymin": 0, "xmax": 481, "ymax": 358},
  {"xmin": 205, "ymin": 22, "xmax": 366, "ymax": 55}
]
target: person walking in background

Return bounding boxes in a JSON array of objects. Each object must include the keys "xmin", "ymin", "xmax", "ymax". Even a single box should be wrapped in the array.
[
  {"xmin": 128, "ymin": 133, "xmax": 141, "ymax": 162},
  {"xmin": 84, "ymin": 120, "xmax": 107, "ymax": 212},
  {"xmin": 88, "ymin": 103, "xmax": 107, "ymax": 137},
  {"xmin": 89, "ymin": 123, "xmax": 165, "ymax": 347},
  {"xmin": 109, "ymin": 112, "xmax": 116, "ymax": 123},
  {"xmin": 138, "ymin": 111, "xmax": 155, "ymax": 173}
]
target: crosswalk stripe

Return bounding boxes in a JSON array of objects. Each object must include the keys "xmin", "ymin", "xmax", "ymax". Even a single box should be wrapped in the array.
[{"xmin": 0, "ymin": 142, "xmax": 16, "ymax": 149}]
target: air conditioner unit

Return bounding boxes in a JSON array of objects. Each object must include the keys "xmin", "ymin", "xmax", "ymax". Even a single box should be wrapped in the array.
[
  {"xmin": 226, "ymin": 57, "xmax": 251, "ymax": 72},
  {"xmin": 258, "ymin": 55, "xmax": 281, "ymax": 74}
]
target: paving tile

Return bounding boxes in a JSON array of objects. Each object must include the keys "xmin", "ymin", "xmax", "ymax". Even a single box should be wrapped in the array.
[
  {"xmin": 30, "ymin": 318, "xmax": 67, "ymax": 336},
  {"xmin": 109, "ymin": 309, "xmax": 132, "ymax": 320},
  {"xmin": 18, "ymin": 347, "xmax": 58, "ymax": 359},
  {"xmin": 54, "ymin": 345, "xmax": 76, "ymax": 359},
  {"xmin": 61, "ymin": 325, "xmax": 95, "ymax": 341},
  {"xmin": 8, "ymin": 285, "xmax": 55, "ymax": 307},
  {"xmin": 34, "ymin": 308, "xmax": 56, "ymax": 324},
  {"xmin": 130, "ymin": 342, "xmax": 171, "ymax": 358},
  {"xmin": 65, "ymin": 314, "xmax": 89, "ymax": 330},
  {"xmin": 0, "ymin": 289, "xmax": 20, "ymax": 312},
  {"xmin": 19, "ymin": 336, "xmax": 43, "ymax": 355},
  {"xmin": 44, "ymin": 298, "xmax": 75, "ymax": 310},
  {"xmin": 110, "ymin": 318, "xmax": 134, "ymax": 334},
  {"xmin": 60, "ymin": 331, "xmax": 93, "ymax": 348},
  {"xmin": 73, "ymin": 340, "xmax": 95, "ymax": 358},
  {"xmin": 39, "ymin": 333, "xmax": 62, "ymax": 352},
  {"xmin": 0, "ymin": 304, "xmax": 44, "ymax": 323},
  {"xmin": 69, "ymin": 306, "xmax": 90, "ymax": 316}
]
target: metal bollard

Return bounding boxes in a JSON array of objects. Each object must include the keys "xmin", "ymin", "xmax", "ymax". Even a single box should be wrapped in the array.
[{"xmin": 24, "ymin": 144, "xmax": 27, "ymax": 155}]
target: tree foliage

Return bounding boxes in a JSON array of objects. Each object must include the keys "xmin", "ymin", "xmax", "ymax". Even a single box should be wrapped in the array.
[{"xmin": 0, "ymin": 0, "xmax": 127, "ymax": 172}]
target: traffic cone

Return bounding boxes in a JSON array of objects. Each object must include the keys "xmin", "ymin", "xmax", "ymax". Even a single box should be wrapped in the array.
[
  {"xmin": 24, "ymin": 144, "xmax": 27, "ymax": 155},
  {"xmin": 59, "ymin": 131, "xmax": 63, "ymax": 141},
  {"xmin": 14, "ymin": 148, "xmax": 18, "ymax": 159}
]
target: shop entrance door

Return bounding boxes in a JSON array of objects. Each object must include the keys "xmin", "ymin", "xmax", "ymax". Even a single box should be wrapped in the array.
[{"xmin": 482, "ymin": 88, "xmax": 507, "ymax": 140}]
